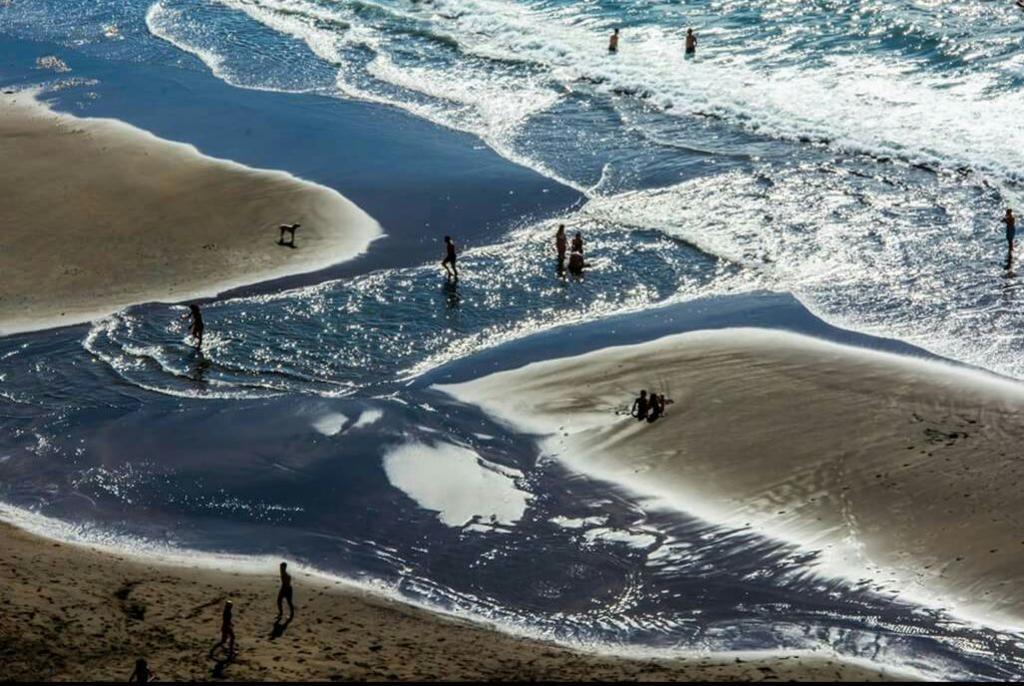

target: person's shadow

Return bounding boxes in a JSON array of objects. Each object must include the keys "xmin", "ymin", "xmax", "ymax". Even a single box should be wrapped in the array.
[
  {"xmin": 190, "ymin": 351, "xmax": 211, "ymax": 382},
  {"xmin": 208, "ymin": 644, "xmax": 235, "ymax": 679},
  {"xmin": 442, "ymin": 278, "xmax": 461, "ymax": 310},
  {"xmin": 269, "ymin": 614, "xmax": 293, "ymax": 640}
]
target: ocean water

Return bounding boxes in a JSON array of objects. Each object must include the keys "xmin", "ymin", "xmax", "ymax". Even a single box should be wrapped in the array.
[{"xmin": 5, "ymin": 0, "xmax": 1024, "ymax": 678}]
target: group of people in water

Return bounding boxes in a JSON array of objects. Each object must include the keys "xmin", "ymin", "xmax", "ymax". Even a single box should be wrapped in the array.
[
  {"xmin": 555, "ymin": 223, "xmax": 586, "ymax": 275},
  {"xmin": 129, "ymin": 561, "xmax": 294, "ymax": 682},
  {"xmin": 609, "ymin": 26, "xmax": 698, "ymax": 55},
  {"xmin": 440, "ymin": 223, "xmax": 587, "ymax": 283}
]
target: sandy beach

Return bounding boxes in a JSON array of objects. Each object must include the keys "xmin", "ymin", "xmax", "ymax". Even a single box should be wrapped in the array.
[
  {"xmin": 440, "ymin": 328, "xmax": 1024, "ymax": 626},
  {"xmin": 0, "ymin": 90, "xmax": 380, "ymax": 335},
  {"xmin": 0, "ymin": 521, "xmax": 911, "ymax": 682}
]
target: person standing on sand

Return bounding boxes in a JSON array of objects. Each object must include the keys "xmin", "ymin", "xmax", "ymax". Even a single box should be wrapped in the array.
[
  {"xmin": 1004, "ymin": 208, "xmax": 1016, "ymax": 266},
  {"xmin": 214, "ymin": 600, "xmax": 236, "ymax": 656},
  {"xmin": 685, "ymin": 28, "xmax": 697, "ymax": 55},
  {"xmin": 277, "ymin": 561, "xmax": 294, "ymax": 619},
  {"xmin": 609, "ymin": 28, "xmax": 620, "ymax": 53},
  {"xmin": 555, "ymin": 224, "xmax": 568, "ymax": 267},
  {"xmin": 442, "ymin": 235, "xmax": 459, "ymax": 280},
  {"xmin": 128, "ymin": 658, "xmax": 155, "ymax": 683},
  {"xmin": 186, "ymin": 304, "xmax": 204, "ymax": 351}
]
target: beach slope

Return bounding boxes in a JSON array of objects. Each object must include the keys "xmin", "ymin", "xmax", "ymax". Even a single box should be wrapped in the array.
[
  {"xmin": 440, "ymin": 328, "xmax": 1024, "ymax": 625},
  {"xmin": 0, "ymin": 90, "xmax": 381, "ymax": 334},
  {"xmin": 0, "ymin": 521, "xmax": 909, "ymax": 681}
]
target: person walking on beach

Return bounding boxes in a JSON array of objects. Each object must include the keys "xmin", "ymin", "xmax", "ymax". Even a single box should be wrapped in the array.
[
  {"xmin": 685, "ymin": 28, "xmax": 697, "ymax": 55},
  {"xmin": 186, "ymin": 304, "xmax": 204, "ymax": 351},
  {"xmin": 608, "ymin": 28, "xmax": 620, "ymax": 53},
  {"xmin": 1004, "ymin": 208, "xmax": 1016, "ymax": 266},
  {"xmin": 128, "ymin": 658, "xmax": 155, "ymax": 683},
  {"xmin": 213, "ymin": 600, "xmax": 236, "ymax": 656},
  {"xmin": 442, "ymin": 235, "xmax": 459, "ymax": 280},
  {"xmin": 631, "ymin": 390, "xmax": 649, "ymax": 421},
  {"xmin": 277, "ymin": 561, "xmax": 294, "ymax": 619},
  {"xmin": 555, "ymin": 224, "xmax": 568, "ymax": 268}
]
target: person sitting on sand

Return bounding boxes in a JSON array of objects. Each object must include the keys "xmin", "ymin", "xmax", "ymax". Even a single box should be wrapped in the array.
[
  {"xmin": 213, "ymin": 600, "xmax": 236, "ymax": 656},
  {"xmin": 631, "ymin": 390, "xmax": 649, "ymax": 421},
  {"xmin": 277, "ymin": 561, "xmax": 294, "ymax": 619},
  {"xmin": 685, "ymin": 28, "xmax": 697, "ymax": 55},
  {"xmin": 608, "ymin": 28, "xmax": 620, "ymax": 53},
  {"xmin": 278, "ymin": 223, "xmax": 300, "ymax": 247},
  {"xmin": 128, "ymin": 658, "xmax": 155, "ymax": 683},
  {"xmin": 442, "ymin": 235, "xmax": 459, "ymax": 280},
  {"xmin": 647, "ymin": 390, "xmax": 663, "ymax": 422},
  {"xmin": 185, "ymin": 304, "xmax": 204, "ymax": 351},
  {"xmin": 555, "ymin": 224, "xmax": 568, "ymax": 267}
]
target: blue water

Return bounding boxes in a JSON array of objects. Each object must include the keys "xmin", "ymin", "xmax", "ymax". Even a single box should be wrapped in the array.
[{"xmin": 6, "ymin": 0, "xmax": 1024, "ymax": 678}]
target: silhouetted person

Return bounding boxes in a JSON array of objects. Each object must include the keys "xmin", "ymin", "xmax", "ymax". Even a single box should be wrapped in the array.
[
  {"xmin": 442, "ymin": 235, "xmax": 459, "ymax": 279},
  {"xmin": 647, "ymin": 389, "xmax": 663, "ymax": 422},
  {"xmin": 567, "ymin": 251, "xmax": 585, "ymax": 275},
  {"xmin": 685, "ymin": 28, "xmax": 697, "ymax": 55},
  {"xmin": 186, "ymin": 304, "xmax": 204, "ymax": 351},
  {"xmin": 213, "ymin": 600, "xmax": 235, "ymax": 656},
  {"xmin": 279, "ymin": 223, "xmax": 300, "ymax": 247},
  {"xmin": 608, "ymin": 28, "xmax": 619, "ymax": 53},
  {"xmin": 1004, "ymin": 208, "xmax": 1016, "ymax": 266},
  {"xmin": 555, "ymin": 224, "xmax": 568, "ymax": 267},
  {"xmin": 631, "ymin": 390, "xmax": 649, "ymax": 421},
  {"xmin": 128, "ymin": 658, "xmax": 154, "ymax": 683},
  {"xmin": 571, "ymin": 232, "xmax": 584, "ymax": 255},
  {"xmin": 277, "ymin": 561, "xmax": 294, "ymax": 619}
]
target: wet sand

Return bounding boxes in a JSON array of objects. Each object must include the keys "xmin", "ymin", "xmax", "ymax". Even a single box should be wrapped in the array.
[
  {"xmin": 0, "ymin": 521, "xmax": 909, "ymax": 681},
  {"xmin": 0, "ymin": 90, "xmax": 380, "ymax": 335},
  {"xmin": 441, "ymin": 328, "xmax": 1024, "ymax": 626}
]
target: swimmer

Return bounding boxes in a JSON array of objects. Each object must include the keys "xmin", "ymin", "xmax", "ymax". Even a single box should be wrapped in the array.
[
  {"xmin": 685, "ymin": 28, "xmax": 697, "ymax": 55},
  {"xmin": 1004, "ymin": 208, "xmax": 1016, "ymax": 266},
  {"xmin": 185, "ymin": 304, "xmax": 204, "ymax": 351}
]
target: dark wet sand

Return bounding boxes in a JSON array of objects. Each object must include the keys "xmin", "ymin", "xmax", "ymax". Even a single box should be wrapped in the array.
[{"xmin": 0, "ymin": 522, "xmax": 911, "ymax": 681}]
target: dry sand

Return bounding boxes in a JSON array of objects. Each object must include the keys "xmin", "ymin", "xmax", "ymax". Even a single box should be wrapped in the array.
[
  {"xmin": 0, "ymin": 521, "xmax": 912, "ymax": 681},
  {"xmin": 440, "ymin": 328, "xmax": 1024, "ymax": 626},
  {"xmin": 0, "ymin": 90, "xmax": 380, "ymax": 335}
]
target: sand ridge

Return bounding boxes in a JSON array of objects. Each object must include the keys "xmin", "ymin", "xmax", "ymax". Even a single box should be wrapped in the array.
[
  {"xmin": 0, "ymin": 90, "xmax": 381, "ymax": 335},
  {"xmin": 440, "ymin": 327, "xmax": 1024, "ymax": 626}
]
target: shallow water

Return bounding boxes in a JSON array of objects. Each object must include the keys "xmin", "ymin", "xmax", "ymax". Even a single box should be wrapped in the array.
[{"xmin": 5, "ymin": 0, "xmax": 1024, "ymax": 679}]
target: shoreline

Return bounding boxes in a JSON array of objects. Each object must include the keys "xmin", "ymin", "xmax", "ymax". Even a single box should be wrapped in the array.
[
  {"xmin": 0, "ymin": 518, "xmax": 915, "ymax": 681},
  {"xmin": 0, "ymin": 89, "xmax": 381, "ymax": 336}
]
